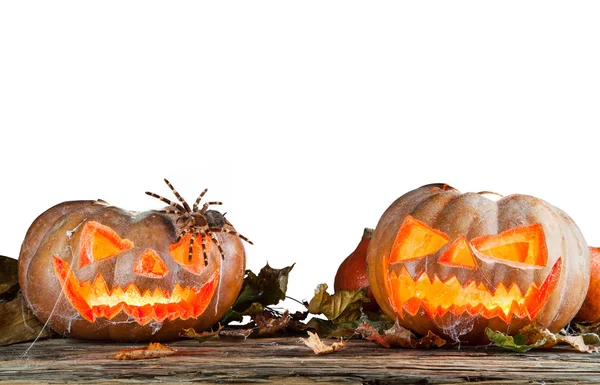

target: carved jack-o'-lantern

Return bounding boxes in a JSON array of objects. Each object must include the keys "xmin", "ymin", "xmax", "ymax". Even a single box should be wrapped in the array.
[
  {"xmin": 19, "ymin": 180, "xmax": 249, "ymax": 341},
  {"xmin": 367, "ymin": 184, "xmax": 590, "ymax": 344}
]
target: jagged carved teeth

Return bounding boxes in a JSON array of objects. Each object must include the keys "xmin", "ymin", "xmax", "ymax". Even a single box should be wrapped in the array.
[
  {"xmin": 387, "ymin": 258, "xmax": 560, "ymax": 322},
  {"xmin": 52, "ymin": 256, "xmax": 219, "ymax": 325}
]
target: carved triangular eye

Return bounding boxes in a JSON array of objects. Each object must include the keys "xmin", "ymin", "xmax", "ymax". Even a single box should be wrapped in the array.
[
  {"xmin": 168, "ymin": 233, "xmax": 206, "ymax": 274},
  {"xmin": 79, "ymin": 221, "xmax": 134, "ymax": 268},
  {"xmin": 390, "ymin": 215, "xmax": 450, "ymax": 263},
  {"xmin": 471, "ymin": 224, "xmax": 547, "ymax": 267},
  {"xmin": 133, "ymin": 249, "xmax": 168, "ymax": 278},
  {"xmin": 438, "ymin": 236, "xmax": 476, "ymax": 268}
]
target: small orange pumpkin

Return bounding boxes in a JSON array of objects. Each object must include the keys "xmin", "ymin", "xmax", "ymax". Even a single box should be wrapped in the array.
[
  {"xmin": 334, "ymin": 228, "xmax": 378, "ymax": 310},
  {"xmin": 19, "ymin": 181, "xmax": 249, "ymax": 341},
  {"xmin": 367, "ymin": 183, "xmax": 590, "ymax": 344},
  {"xmin": 575, "ymin": 247, "xmax": 600, "ymax": 322}
]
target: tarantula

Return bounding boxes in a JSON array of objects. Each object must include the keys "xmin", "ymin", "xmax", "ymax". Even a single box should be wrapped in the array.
[{"xmin": 146, "ymin": 179, "xmax": 253, "ymax": 266}]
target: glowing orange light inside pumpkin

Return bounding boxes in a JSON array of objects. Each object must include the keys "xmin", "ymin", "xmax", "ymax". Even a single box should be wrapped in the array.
[
  {"xmin": 471, "ymin": 224, "xmax": 547, "ymax": 267},
  {"xmin": 438, "ymin": 236, "xmax": 476, "ymax": 268},
  {"xmin": 386, "ymin": 217, "xmax": 557, "ymax": 321},
  {"xmin": 53, "ymin": 256, "xmax": 218, "ymax": 325},
  {"xmin": 168, "ymin": 233, "xmax": 209, "ymax": 274},
  {"xmin": 388, "ymin": 258, "xmax": 560, "ymax": 322},
  {"xmin": 133, "ymin": 249, "xmax": 169, "ymax": 278},
  {"xmin": 390, "ymin": 216, "xmax": 450, "ymax": 263},
  {"xmin": 79, "ymin": 221, "xmax": 134, "ymax": 268}
]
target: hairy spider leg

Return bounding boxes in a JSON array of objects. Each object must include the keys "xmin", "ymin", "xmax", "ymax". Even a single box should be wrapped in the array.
[
  {"xmin": 145, "ymin": 192, "xmax": 186, "ymax": 213},
  {"xmin": 177, "ymin": 228, "xmax": 190, "ymax": 242},
  {"xmin": 163, "ymin": 178, "xmax": 191, "ymax": 212},
  {"xmin": 208, "ymin": 231, "xmax": 226, "ymax": 261},
  {"xmin": 193, "ymin": 188, "xmax": 208, "ymax": 212},
  {"xmin": 188, "ymin": 230, "xmax": 198, "ymax": 262},
  {"xmin": 209, "ymin": 227, "xmax": 254, "ymax": 245},
  {"xmin": 200, "ymin": 201, "xmax": 223, "ymax": 214}
]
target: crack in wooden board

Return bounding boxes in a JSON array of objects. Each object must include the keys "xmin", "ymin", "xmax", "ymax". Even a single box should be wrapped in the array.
[{"xmin": 1, "ymin": 338, "xmax": 600, "ymax": 384}]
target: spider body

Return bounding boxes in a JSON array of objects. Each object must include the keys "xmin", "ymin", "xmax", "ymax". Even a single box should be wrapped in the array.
[
  {"xmin": 146, "ymin": 179, "xmax": 252, "ymax": 265},
  {"xmin": 206, "ymin": 210, "xmax": 227, "ymax": 228}
]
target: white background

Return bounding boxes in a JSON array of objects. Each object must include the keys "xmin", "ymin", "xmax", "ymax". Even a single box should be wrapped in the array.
[{"xmin": 1, "ymin": 1, "xmax": 599, "ymax": 312}]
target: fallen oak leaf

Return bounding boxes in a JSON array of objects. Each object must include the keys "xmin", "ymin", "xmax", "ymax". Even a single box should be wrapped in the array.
[
  {"xmin": 383, "ymin": 321, "xmax": 417, "ymax": 348},
  {"xmin": 557, "ymin": 335, "xmax": 600, "ymax": 353},
  {"xmin": 290, "ymin": 310, "xmax": 309, "ymax": 321},
  {"xmin": 220, "ymin": 263, "xmax": 295, "ymax": 325},
  {"xmin": 0, "ymin": 256, "xmax": 54, "ymax": 346},
  {"xmin": 304, "ymin": 317, "xmax": 359, "ymax": 338},
  {"xmin": 304, "ymin": 318, "xmax": 336, "ymax": 336},
  {"xmin": 219, "ymin": 328, "xmax": 253, "ymax": 339},
  {"xmin": 486, "ymin": 328, "xmax": 549, "ymax": 352},
  {"xmin": 0, "ymin": 294, "xmax": 54, "ymax": 346},
  {"xmin": 581, "ymin": 333, "xmax": 600, "ymax": 345},
  {"xmin": 300, "ymin": 331, "xmax": 346, "ymax": 355},
  {"xmin": 183, "ymin": 324, "xmax": 223, "ymax": 343},
  {"xmin": 308, "ymin": 284, "xmax": 369, "ymax": 323},
  {"xmin": 575, "ymin": 320, "xmax": 600, "ymax": 335},
  {"xmin": 0, "ymin": 255, "xmax": 19, "ymax": 302},
  {"xmin": 519, "ymin": 324, "xmax": 557, "ymax": 349},
  {"xmin": 356, "ymin": 322, "xmax": 390, "ymax": 348},
  {"xmin": 254, "ymin": 310, "xmax": 290, "ymax": 337},
  {"xmin": 111, "ymin": 342, "xmax": 174, "ymax": 360},
  {"xmin": 417, "ymin": 330, "xmax": 446, "ymax": 348},
  {"xmin": 356, "ymin": 320, "xmax": 446, "ymax": 349},
  {"xmin": 488, "ymin": 325, "xmax": 600, "ymax": 353}
]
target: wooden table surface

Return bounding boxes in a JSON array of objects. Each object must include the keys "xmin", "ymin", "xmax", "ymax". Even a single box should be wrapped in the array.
[{"xmin": 0, "ymin": 337, "xmax": 599, "ymax": 384}]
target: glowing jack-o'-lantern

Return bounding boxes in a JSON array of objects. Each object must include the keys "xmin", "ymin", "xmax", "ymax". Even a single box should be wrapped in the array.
[
  {"xmin": 367, "ymin": 184, "xmax": 590, "ymax": 344},
  {"xmin": 19, "ymin": 182, "xmax": 248, "ymax": 341}
]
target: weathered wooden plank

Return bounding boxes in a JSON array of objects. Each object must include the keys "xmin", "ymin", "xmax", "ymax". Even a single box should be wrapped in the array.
[{"xmin": 0, "ymin": 337, "xmax": 599, "ymax": 384}]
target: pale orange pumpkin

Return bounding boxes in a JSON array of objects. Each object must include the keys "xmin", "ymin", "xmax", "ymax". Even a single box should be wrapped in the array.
[
  {"xmin": 367, "ymin": 183, "xmax": 590, "ymax": 344},
  {"xmin": 19, "ymin": 183, "xmax": 248, "ymax": 341}
]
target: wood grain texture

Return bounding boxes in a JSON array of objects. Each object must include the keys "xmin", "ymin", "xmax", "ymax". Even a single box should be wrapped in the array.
[{"xmin": 1, "ymin": 337, "xmax": 599, "ymax": 384}]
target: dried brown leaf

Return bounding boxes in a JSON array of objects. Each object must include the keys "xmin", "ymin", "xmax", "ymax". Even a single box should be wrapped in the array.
[
  {"xmin": 0, "ymin": 255, "xmax": 19, "ymax": 299},
  {"xmin": 308, "ymin": 284, "xmax": 369, "ymax": 323},
  {"xmin": 255, "ymin": 310, "xmax": 290, "ymax": 337},
  {"xmin": 557, "ymin": 335, "xmax": 600, "ymax": 353},
  {"xmin": 575, "ymin": 320, "xmax": 600, "ymax": 335},
  {"xmin": 0, "ymin": 294, "xmax": 53, "ymax": 346},
  {"xmin": 222, "ymin": 263, "xmax": 295, "ymax": 325},
  {"xmin": 357, "ymin": 320, "xmax": 445, "ymax": 349},
  {"xmin": 488, "ymin": 324, "xmax": 600, "ymax": 353},
  {"xmin": 417, "ymin": 330, "xmax": 447, "ymax": 348},
  {"xmin": 519, "ymin": 324, "xmax": 557, "ymax": 348},
  {"xmin": 219, "ymin": 328, "xmax": 253, "ymax": 339},
  {"xmin": 383, "ymin": 321, "xmax": 417, "ymax": 348},
  {"xmin": 290, "ymin": 310, "xmax": 309, "ymax": 321},
  {"xmin": 300, "ymin": 331, "xmax": 346, "ymax": 355},
  {"xmin": 111, "ymin": 342, "xmax": 175, "ymax": 360},
  {"xmin": 304, "ymin": 317, "xmax": 357, "ymax": 338},
  {"xmin": 183, "ymin": 324, "xmax": 223, "ymax": 343},
  {"xmin": 356, "ymin": 322, "xmax": 390, "ymax": 348}
]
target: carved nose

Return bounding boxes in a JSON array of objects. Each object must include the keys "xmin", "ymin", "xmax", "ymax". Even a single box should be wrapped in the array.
[{"xmin": 133, "ymin": 249, "xmax": 169, "ymax": 278}]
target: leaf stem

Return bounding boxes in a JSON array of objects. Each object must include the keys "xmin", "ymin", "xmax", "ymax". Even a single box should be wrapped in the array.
[{"xmin": 286, "ymin": 296, "xmax": 307, "ymax": 308}]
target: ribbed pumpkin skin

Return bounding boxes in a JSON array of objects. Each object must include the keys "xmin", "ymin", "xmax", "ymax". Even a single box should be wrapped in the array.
[
  {"xmin": 19, "ymin": 200, "xmax": 246, "ymax": 342},
  {"xmin": 367, "ymin": 184, "xmax": 590, "ymax": 344}
]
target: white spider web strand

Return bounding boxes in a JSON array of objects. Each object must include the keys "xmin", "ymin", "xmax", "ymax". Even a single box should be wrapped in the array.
[{"xmin": 20, "ymin": 247, "xmax": 75, "ymax": 358}]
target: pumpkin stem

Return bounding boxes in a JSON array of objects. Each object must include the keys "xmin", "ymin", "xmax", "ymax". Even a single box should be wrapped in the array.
[
  {"xmin": 477, "ymin": 190, "xmax": 504, "ymax": 198},
  {"xmin": 420, "ymin": 183, "xmax": 457, "ymax": 192}
]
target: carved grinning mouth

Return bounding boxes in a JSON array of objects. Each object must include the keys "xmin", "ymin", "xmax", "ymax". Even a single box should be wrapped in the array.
[
  {"xmin": 53, "ymin": 256, "xmax": 219, "ymax": 325},
  {"xmin": 384, "ymin": 215, "xmax": 561, "ymax": 322},
  {"xmin": 387, "ymin": 258, "xmax": 561, "ymax": 323}
]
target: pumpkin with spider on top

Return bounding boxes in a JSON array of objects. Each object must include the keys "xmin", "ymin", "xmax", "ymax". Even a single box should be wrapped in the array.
[
  {"xmin": 18, "ymin": 179, "xmax": 251, "ymax": 341},
  {"xmin": 367, "ymin": 183, "xmax": 590, "ymax": 344}
]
